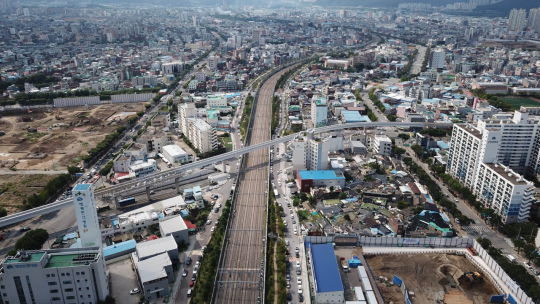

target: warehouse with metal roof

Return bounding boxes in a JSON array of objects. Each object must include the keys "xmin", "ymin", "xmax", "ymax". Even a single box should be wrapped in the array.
[{"xmin": 309, "ymin": 243, "xmax": 344, "ymax": 303}]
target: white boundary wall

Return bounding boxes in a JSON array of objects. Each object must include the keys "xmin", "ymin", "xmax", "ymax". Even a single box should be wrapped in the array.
[
  {"xmin": 53, "ymin": 96, "xmax": 100, "ymax": 107},
  {"xmin": 111, "ymin": 93, "xmax": 155, "ymax": 103}
]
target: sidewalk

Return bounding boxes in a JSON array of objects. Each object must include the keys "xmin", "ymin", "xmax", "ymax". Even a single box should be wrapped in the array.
[{"xmin": 168, "ymin": 235, "xmax": 197, "ymax": 304}]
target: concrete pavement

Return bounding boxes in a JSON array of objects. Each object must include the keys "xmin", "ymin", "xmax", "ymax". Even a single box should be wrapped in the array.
[{"xmin": 411, "ymin": 46, "xmax": 427, "ymax": 75}]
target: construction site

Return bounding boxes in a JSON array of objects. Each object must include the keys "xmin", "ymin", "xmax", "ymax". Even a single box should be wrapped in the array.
[
  {"xmin": 0, "ymin": 103, "xmax": 145, "ymax": 171},
  {"xmin": 364, "ymin": 253, "xmax": 500, "ymax": 304}
]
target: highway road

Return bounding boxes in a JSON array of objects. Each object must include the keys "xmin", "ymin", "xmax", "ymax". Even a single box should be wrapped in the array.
[{"xmin": 213, "ymin": 65, "xmax": 298, "ymax": 304}]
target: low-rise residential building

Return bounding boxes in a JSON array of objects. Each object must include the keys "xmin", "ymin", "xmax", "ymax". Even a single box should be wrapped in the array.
[
  {"xmin": 162, "ymin": 144, "xmax": 189, "ymax": 164},
  {"xmin": 372, "ymin": 135, "xmax": 392, "ymax": 155}
]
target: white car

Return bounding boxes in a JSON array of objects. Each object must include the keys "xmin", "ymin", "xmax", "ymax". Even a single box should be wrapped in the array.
[
  {"xmin": 297, "ymin": 278, "xmax": 302, "ymax": 284},
  {"xmin": 130, "ymin": 288, "xmax": 140, "ymax": 295},
  {"xmin": 296, "ymin": 261, "xmax": 300, "ymax": 268},
  {"xmin": 211, "ymin": 226, "xmax": 215, "ymax": 233}
]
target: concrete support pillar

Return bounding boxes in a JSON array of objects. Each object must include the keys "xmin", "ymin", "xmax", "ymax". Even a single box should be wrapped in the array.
[
  {"xmin": 146, "ymin": 186, "xmax": 151, "ymax": 201},
  {"xmin": 114, "ymin": 196, "xmax": 119, "ymax": 209},
  {"xmin": 175, "ymin": 177, "xmax": 180, "ymax": 194},
  {"xmin": 222, "ymin": 162, "xmax": 226, "ymax": 173}
]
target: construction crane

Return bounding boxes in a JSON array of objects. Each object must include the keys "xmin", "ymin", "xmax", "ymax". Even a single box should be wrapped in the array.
[{"xmin": 464, "ymin": 272, "xmax": 483, "ymax": 282}]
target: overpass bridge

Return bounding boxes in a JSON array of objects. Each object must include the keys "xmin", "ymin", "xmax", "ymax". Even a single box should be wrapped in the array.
[{"xmin": 0, "ymin": 121, "xmax": 455, "ymax": 228}]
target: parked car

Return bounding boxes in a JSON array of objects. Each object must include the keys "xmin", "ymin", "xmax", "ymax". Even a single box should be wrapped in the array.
[
  {"xmin": 130, "ymin": 288, "xmax": 140, "ymax": 295},
  {"xmin": 186, "ymin": 257, "xmax": 191, "ymax": 265},
  {"xmin": 182, "ymin": 270, "xmax": 188, "ymax": 277}
]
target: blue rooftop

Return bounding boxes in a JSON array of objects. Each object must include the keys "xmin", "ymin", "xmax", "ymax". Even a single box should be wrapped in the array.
[
  {"xmin": 437, "ymin": 141, "xmax": 450, "ymax": 149},
  {"xmin": 341, "ymin": 110, "xmax": 370, "ymax": 123},
  {"xmin": 298, "ymin": 170, "xmax": 345, "ymax": 181},
  {"xmin": 311, "ymin": 244, "xmax": 344, "ymax": 293},
  {"xmin": 103, "ymin": 239, "xmax": 136, "ymax": 257},
  {"xmin": 73, "ymin": 184, "xmax": 91, "ymax": 191}
]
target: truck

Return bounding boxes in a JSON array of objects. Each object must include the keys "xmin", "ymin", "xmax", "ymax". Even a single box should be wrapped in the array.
[
  {"xmin": 507, "ymin": 254, "xmax": 517, "ymax": 264},
  {"xmin": 340, "ymin": 257, "xmax": 349, "ymax": 272}
]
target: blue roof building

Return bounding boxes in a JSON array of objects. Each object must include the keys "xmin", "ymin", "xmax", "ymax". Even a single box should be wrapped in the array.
[{"xmin": 309, "ymin": 244, "xmax": 344, "ymax": 302}]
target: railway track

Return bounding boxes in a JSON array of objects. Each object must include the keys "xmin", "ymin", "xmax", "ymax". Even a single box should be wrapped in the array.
[{"xmin": 213, "ymin": 66, "xmax": 297, "ymax": 304}]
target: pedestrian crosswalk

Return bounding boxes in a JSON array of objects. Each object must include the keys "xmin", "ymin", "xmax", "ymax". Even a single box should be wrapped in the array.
[{"xmin": 462, "ymin": 224, "xmax": 491, "ymax": 236}]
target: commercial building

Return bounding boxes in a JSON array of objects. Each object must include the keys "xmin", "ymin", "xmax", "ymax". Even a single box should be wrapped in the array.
[
  {"xmin": 448, "ymin": 111, "xmax": 540, "ymax": 223},
  {"xmin": 129, "ymin": 159, "xmax": 158, "ymax": 177},
  {"xmin": 162, "ymin": 144, "xmax": 189, "ymax": 164},
  {"xmin": 208, "ymin": 55, "xmax": 218, "ymax": 70},
  {"xmin": 206, "ymin": 95, "xmax": 227, "ymax": 107},
  {"xmin": 135, "ymin": 235, "xmax": 179, "ymax": 262},
  {"xmin": 158, "ymin": 215, "xmax": 189, "ymax": 245},
  {"xmin": 372, "ymin": 135, "xmax": 392, "ymax": 155},
  {"xmin": 297, "ymin": 170, "xmax": 346, "ymax": 193},
  {"xmin": 309, "ymin": 243, "xmax": 344, "ymax": 303},
  {"xmin": 136, "ymin": 253, "xmax": 173, "ymax": 301},
  {"xmin": 136, "ymin": 127, "xmax": 167, "ymax": 153},
  {"xmin": 0, "ymin": 247, "xmax": 109, "ymax": 304},
  {"xmin": 73, "ymin": 184, "xmax": 102, "ymax": 248},
  {"xmin": 311, "ymin": 96, "xmax": 328, "ymax": 127}
]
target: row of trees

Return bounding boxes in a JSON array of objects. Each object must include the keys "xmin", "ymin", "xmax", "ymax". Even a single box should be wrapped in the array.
[
  {"xmin": 189, "ymin": 199, "xmax": 232, "ymax": 304},
  {"xmin": 83, "ymin": 125, "xmax": 128, "ymax": 162},
  {"xmin": 239, "ymin": 94, "xmax": 254, "ymax": 139},
  {"xmin": 0, "ymin": 73, "xmax": 60, "ymax": 92},
  {"xmin": 22, "ymin": 174, "xmax": 72, "ymax": 210},
  {"xmin": 368, "ymin": 88, "xmax": 386, "ymax": 112},
  {"xmin": 420, "ymin": 47, "xmax": 431, "ymax": 73},
  {"xmin": 477, "ymin": 237, "xmax": 540, "ymax": 301},
  {"xmin": 403, "ymin": 157, "xmax": 472, "ymax": 225}
]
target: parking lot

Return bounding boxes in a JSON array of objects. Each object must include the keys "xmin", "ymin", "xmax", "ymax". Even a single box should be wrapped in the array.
[{"xmin": 108, "ymin": 258, "xmax": 140, "ymax": 304}]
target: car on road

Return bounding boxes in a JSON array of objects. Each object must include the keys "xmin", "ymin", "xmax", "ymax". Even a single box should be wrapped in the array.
[
  {"xmin": 190, "ymin": 281, "xmax": 194, "ymax": 287},
  {"xmin": 211, "ymin": 227, "xmax": 215, "ymax": 233},
  {"xmin": 297, "ymin": 278, "xmax": 301, "ymax": 284},
  {"xmin": 130, "ymin": 288, "xmax": 140, "ymax": 295},
  {"xmin": 197, "ymin": 256, "xmax": 202, "ymax": 262},
  {"xmin": 186, "ymin": 257, "xmax": 191, "ymax": 265},
  {"xmin": 182, "ymin": 270, "xmax": 188, "ymax": 277},
  {"xmin": 214, "ymin": 208, "xmax": 220, "ymax": 213},
  {"xmin": 532, "ymin": 269, "xmax": 539, "ymax": 275},
  {"xmin": 296, "ymin": 261, "xmax": 300, "ymax": 268},
  {"xmin": 191, "ymin": 274, "xmax": 196, "ymax": 281},
  {"xmin": 193, "ymin": 266, "xmax": 198, "ymax": 274},
  {"xmin": 206, "ymin": 220, "xmax": 212, "ymax": 225},
  {"xmin": 299, "ymin": 294, "xmax": 304, "ymax": 302},
  {"xmin": 295, "ymin": 246, "xmax": 299, "ymax": 253},
  {"xmin": 20, "ymin": 227, "xmax": 30, "ymax": 232},
  {"xmin": 524, "ymin": 262, "xmax": 532, "ymax": 269},
  {"xmin": 287, "ymin": 293, "xmax": 292, "ymax": 300},
  {"xmin": 201, "ymin": 246, "xmax": 206, "ymax": 252},
  {"xmin": 217, "ymin": 203, "xmax": 222, "ymax": 208},
  {"xmin": 470, "ymin": 219, "xmax": 476, "ymax": 224}
]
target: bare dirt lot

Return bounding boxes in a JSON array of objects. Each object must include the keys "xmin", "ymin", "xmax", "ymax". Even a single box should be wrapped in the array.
[
  {"xmin": 0, "ymin": 103, "xmax": 145, "ymax": 170},
  {"xmin": 0, "ymin": 174, "xmax": 60, "ymax": 212},
  {"xmin": 364, "ymin": 253, "xmax": 499, "ymax": 304}
]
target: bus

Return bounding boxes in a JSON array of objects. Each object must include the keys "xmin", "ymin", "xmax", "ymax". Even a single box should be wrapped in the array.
[{"xmin": 118, "ymin": 197, "xmax": 136, "ymax": 207}]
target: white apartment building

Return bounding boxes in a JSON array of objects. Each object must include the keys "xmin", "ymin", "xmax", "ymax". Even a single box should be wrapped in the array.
[
  {"xmin": 188, "ymin": 119, "xmax": 218, "ymax": 153},
  {"xmin": 508, "ymin": 8, "xmax": 527, "ymax": 31},
  {"xmin": 311, "ymin": 96, "xmax": 328, "ymax": 128},
  {"xmin": 208, "ymin": 55, "xmax": 218, "ymax": 70},
  {"xmin": 372, "ymin": 135, "xmax": 392, "ymax": 155},
  {"xmin": 179, "ymin": 103, "xmax": 198, "ymax": 136},
  {"xmin": 195, "ymin": 72, "xmax": 206, "ymax": 82},
  {"xmin": 206, "ymin": 95, "xmax": 227, "ymax": 107},
  {"xmin": 291, "ymin": 131, "xmax": 344, "ymax": 171},
  {"xmin": 0, "ymin": 248, "xmax": 109, "ymax": 304},
  {"xmin": 447, "ymin": 110, "xmax": 540, "ymax": 223},
  {"xmin": 475, "ymin": 163, "xmax": 534, "ymax": 223},
  {"xmin": 429, "ymin": 50, "xmax": 445, "ymax": 69},
  {"xmin": 188, "ymin": 80, "xmax": 198, "ymax": 91}
]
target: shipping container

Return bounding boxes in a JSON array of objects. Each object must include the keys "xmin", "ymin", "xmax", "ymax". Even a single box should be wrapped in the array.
[
  {"xmin": 349, "ymin": 259, "xmax": 361, "ymax": 268},
  {"xmin": 361, "ymin": 277, "xmax": 372, "ymax": 292},
  {"xmin": 354, "ymin": 287, "xmax": 365, "ymax": 301},
  {"xmin": 357, "ymin": 266, "xmax": 368, "ymax": 279},
  {"xmin": 365, "ymin": 291, "xmax": 377, "ymax": 304}
]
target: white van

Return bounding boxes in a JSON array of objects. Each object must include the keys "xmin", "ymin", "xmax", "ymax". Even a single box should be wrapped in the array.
[{"xmin": 187, "ymin": 288, "xmax": 192, "ymax": 297}]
